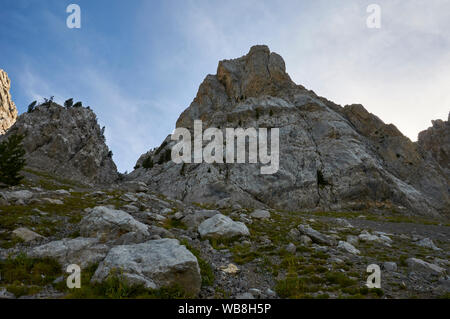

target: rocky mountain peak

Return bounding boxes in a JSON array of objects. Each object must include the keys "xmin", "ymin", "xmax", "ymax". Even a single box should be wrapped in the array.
[
  {"xmin": 0, "ymin": 69, "xmax": 18, "ymax": 135},
  {"xmin": 133, "ymin": 45, "xmax": 449, "ymax": 217},
  {"xmin": 217, "ymin": 45, "xmax": 295, "ymax": 101},
  {"xmin": 2, "ymin": 102, "xmax": 118, "ymax": 185}
]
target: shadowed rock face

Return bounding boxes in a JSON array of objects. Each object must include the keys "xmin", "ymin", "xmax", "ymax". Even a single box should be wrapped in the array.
[
  {"xmin": 418, "ymin": 114, "xmax": 450, "ymax": 175},
  {"xmin": 1, "ymin": 103, "xmax": 118, "ymax": 185},
  {"xmin": 129, "ymin": 45, "xmax": 449, "ymax": 217},
  {"xmin": 0, "ymin": 70, "xmax": 18, "ymax": 135}
]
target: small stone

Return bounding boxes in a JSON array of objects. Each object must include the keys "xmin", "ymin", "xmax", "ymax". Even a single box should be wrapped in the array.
[
  {"xmin": 300, "ymin": 235, "xmax": 312, "ymax": 246},
  {"xmin": 337, "ymin": 241, "xmax": 360, "ymax": 255},
  {"xmin": 250, "ymin": 209, "xmax": 271, "ymax": 219},
  {"xmin": 285, "ymin": 243, "xmax": 296, "ymax": 254},
  {"xmin": 383, "ymin": 262, "xmax": 398, "ymax": 272},
  {"xmin": 221, "ymin": 263, "xmax": 240, "ymax": 274},
  {"xmin": 12, "ymin": 227, "xmax": 44, "ymax": 242},
  {"xmin": 416, "ymin": 238, "xmax": 441, "ymax": 251}
]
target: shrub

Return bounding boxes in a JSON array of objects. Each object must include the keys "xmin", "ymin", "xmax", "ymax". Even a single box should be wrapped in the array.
[
  {"xmin": 0, "ymin": 133, "xmax": 26, "ymax": 186},
  {"xmin": 27, "ymin": 101, "xmax": 37, "ymax": 113},
  {"xmin": 73, "ymin": 101, "xmax": 82, "ymax": 108},
  {"xmin": 142, "ymin": 156, "xmax": 153, "ymax": 169},
  {"xmin": 64, "ymin": 98, "xmax": 74, "ymax": 108}
]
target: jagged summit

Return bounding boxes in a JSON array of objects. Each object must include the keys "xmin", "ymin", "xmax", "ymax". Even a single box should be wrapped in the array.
[
  {"xmin": 131, "ymin": 45, "xmax": 449, "ymax": 217},
  {"xmin": 0, "ymin": 69, "xmax": 18, "ymax": 135},
  {"xmin": 2, "ymin": 102, "xmax": 118, "ymax": 185}
]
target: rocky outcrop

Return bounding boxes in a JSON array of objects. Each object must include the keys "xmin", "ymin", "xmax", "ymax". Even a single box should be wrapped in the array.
[
  {"xmin": 0, "ymin": 70, "xmax": 18, "ymax": 135},
  {"xmin": 129, "ymin": 45, "xmax": 449, "ymax": 217},
  {"xmin": 91, "ymin": 239, "xmax": 202, "ymax": 295},
  {"xmin": 418, "ymin": 113, "xmax": 449, "ymax": 174},
  {"xmin": 1, "ymin": 102, "xmax": 118, "ymax": 185}
]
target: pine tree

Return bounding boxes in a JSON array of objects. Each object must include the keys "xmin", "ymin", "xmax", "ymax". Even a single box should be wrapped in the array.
[
  {"xmin": 0, "ymin": 134, "xmax": 26, "ymax": 186},
  {"xmin": 64, "ymin": 98, "xmax": 74, "ymax": 108},
  {"xmin": 27, "ymin": 101, "xmax": 37, "ymax": 113}
]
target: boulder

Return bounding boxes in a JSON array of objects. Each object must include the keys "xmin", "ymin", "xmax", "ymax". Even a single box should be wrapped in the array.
[
  {"xmin": 416, "ymin": 238, "xmax": 441, "ymax": 251},
  {"xmin": 91, "ymin": 239, "xmax": 201, "ymax": 295},
  {"xmin": 28, "ymin": 237, "xmax": 109, "ymax": 269},
  {"xmin": 406, "ymin": 258, "xmax": 446, "ymax": 275},
  {"xmin": 181, "ymin": 210, "xmax": 220, "ymax": 229},
  {"xmin": 12, "ymin": 227, "xmax": 44, "ymax": 242},
  {"xmin": 298, "ymin": 225, "xmax": 336, "ymax": 246},
  {"xmin": 198, "ymin": 214, "xmax": 250, "ymax": 239},
  {"xmin": 79, "ymin": 206, "xmax": 150, "ymax": 243},
  {"xmin": 337, "ymin": 241, "xmax": 360, "ymax": 255},
  {"xmin": 250, "ymin": 209, "xmax": 271, "ymax": 219}
]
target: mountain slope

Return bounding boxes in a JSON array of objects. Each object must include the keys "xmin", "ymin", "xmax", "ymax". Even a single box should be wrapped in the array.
[{"xmin": 129, "ymin": 45, "xmax": 449, "ymax": 217}]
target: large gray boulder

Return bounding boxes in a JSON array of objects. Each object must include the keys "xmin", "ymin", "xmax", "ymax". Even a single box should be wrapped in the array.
[
  {"xmin": 79, "ymin": 206, "xmax": 150, "ymax": 244},
  {"xmin": 198, "ymin": 214, "xmax": 250, "ymax": 239},
  {"xmin": 91, "ymin": 239, "xmax": 201, "ymax": 295},
  {"xmin": 406, "ymin": 258, "xmax": 446, "ymax": 275},
  {"xmin": 298, "ymin": 225, "xmax": 336, "ymax": 246},
  {"xmin": 181, "ymin": 209, "xmax": 220, "ymax": 229},
  {"xmin": 28, "ymin": 237, "xmax": 109, "ymax": 269}
]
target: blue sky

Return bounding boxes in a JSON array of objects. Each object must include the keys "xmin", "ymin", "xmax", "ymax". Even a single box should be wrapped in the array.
[{"xmin": 2, "ymin": 0, "xmax": 449, "ymax": 172}]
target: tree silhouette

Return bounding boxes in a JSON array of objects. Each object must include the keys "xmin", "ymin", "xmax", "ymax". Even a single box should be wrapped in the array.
[{"xmin": 0, "ymin": 133, "xmax": 26, "ymax": 186}]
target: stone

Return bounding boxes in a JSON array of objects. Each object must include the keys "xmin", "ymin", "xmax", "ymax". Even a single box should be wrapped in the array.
[
  {"xmin": 346, "ymin": 235, "xmax": 359, "ymax": 245},
  {"xmin": 334, "ymin": 218, "xmax": 353, "ymax": 228},
  {"xmin": 235, "ymin": 292, "xmax": 255, "ymax": 299},
  {"xmin": 5, "ymin": 190, "xmax": 33, "ymax": 202},
  {"xmin": 181, "ymin": 209, "xmax": 220, "ymax": 229},
  {"xmin": 406, "ymin": 258, "xmax": 446, "ymax": 275},
  {"xmin": 91, "ymin": 239, "xmax": 201, "ymax": 296},
  {"xmin": 300, "ymin": 235, "xmax": 312, "ymax": 246},
  {"xmin": 337, "ymin": 241, "xmax": 360, "ymax": 255},
  {"xmin": 0, "ymin": 287, "xmax": 15, "ymax": 299},
  {"xmin": 416, "ymin": 238, "xmax": 441, "ymax": 251},
  {"xmin": 12, "ymin": 227, "xmax": 44, "ymax": 242},
  {"xmin": 198, "ymin": 214, "xmax": 250, "ymax": 239},
  {"xmin": 383, "ymin": 262, "xmax": 398, "ymax": 272},
  {"xmin": 0, "ymin": 69, "xmax": 18, "ymax": 134},
  {"xmin": 250, "ymin": 209, "xmax": 271, "ymax": 219},
  {"xmin": 29, "ymin": 237, "xmax": 109, "ymax": 269},
  {"xmin": 79, "ymin": 206, "xmax": 150, "ymax": 243},
  {"xmin": 285, "ymin": 243, "xmax": 296, "ymax": 254},
  {"xmin": 221, "ymin": 263, "xmax": 240, "ymax": 274},
  {"xmin": 41, "ymin": 198, "xmax": 64, "ymax": 205},
  {"xmin": 298, "ymin": 225, "xmax": 336, "ymax": 246}
]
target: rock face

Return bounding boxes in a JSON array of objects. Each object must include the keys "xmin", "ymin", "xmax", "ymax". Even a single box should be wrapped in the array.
[
  {"xmin": 91, "ymin": 239, "xmax": 201, "ymax": 295},
  {"xmin": 0, "ymin": 70, "xmax": 18, "ymax": 135},
  {"xmin": 1, "ymin": 102, "xmax": 118, "ymax": 184},
  {"xmin": 129, "ymin": 45, "xmax": 449, "ymax": 217},
  {"xmin": 418, "ymin": 113, "xmax": 450, "ymax": 175}
]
